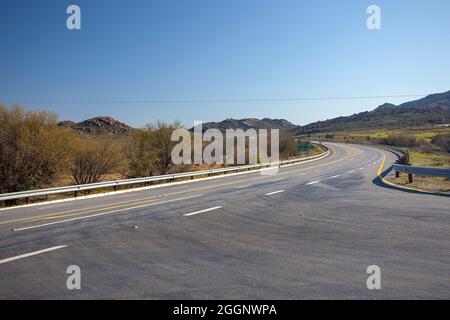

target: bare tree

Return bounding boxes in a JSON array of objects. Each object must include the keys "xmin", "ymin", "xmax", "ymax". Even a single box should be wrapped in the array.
[{"xmin": 71, "ymin": 139, "xmax": 120, "ymax": 185}]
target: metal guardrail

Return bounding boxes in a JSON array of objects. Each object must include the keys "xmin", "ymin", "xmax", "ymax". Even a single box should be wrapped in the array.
[
  {"xmin": 390, "ymin": 147, "xmax": 409, "ymax": 165},
  {"xmin": 375, "ymin": 145, "xmax": 449, "ymax": 183},
  {"xmin": 361, "ymin": 143, "xmax": 449, "ymax": 183},
  {"xmin": 0, "ymin": 146, "xmax": 329, "ymax": 203},
  {"xmin": 392, "ymin": 164, "xmax": 450, "ymax": 178}
]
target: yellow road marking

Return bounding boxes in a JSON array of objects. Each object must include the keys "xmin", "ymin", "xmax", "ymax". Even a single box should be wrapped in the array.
[
  {"xmin": 377, "ymin": 154, "xmax": 386, "ymax": 176},
  {"xmin": 13, "ymin": 195, "xmax": 201, "ymax": 232},
  {"xmin": 1, "ymin": 178, "xmax": 262, "ymax": 226},
  {"xmin": 1, "ymin": 179, "xmax": 262, "ymax": 226},
  {"xmin": 0, "ymin": 196, "xmax": 161, "ymax": 226},
  {"xmin": 7, "ymin": 197, "xmax": 162, "ymax": 225},
  {"xmin": 3, "ymin": 143, "xmax": 355, "ymax": 227},
  {"xmin": 376, "ymin": 149, "xmax": 430, "ymax": 193}
]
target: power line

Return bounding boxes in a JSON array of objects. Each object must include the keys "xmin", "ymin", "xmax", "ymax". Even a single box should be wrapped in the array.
[{"xmin": 0, "ymin": 94, "xmax": 428, "ymax": 105}]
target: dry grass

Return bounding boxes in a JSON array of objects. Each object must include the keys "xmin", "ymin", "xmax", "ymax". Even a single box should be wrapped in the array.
[
  {"xmin": 409, "ymin": 151, "xmax": 450, "ymax": 168},
  {"xmin": 389, "ymin": 174, "xmax": 450, "ymax": 194}
]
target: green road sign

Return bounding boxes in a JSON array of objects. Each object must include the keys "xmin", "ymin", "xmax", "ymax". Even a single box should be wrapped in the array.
[{"xmin": 297, "ymin": 144, "xmax": 311, "ymax": 152}]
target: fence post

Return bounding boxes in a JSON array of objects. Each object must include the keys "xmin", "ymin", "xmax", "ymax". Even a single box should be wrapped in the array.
[
  {"xmin": 396, "ymin": 171, "xmax": 400, "ymax": 178},
  {"xmin": 408, "ymin": 173, "xmax": 413, "ymax": 183}
]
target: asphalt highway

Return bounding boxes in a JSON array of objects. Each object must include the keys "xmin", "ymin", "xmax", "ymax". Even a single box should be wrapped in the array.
[{"xmin": 0, "ymin": 143, "xmax": 449, "ymax": 299}]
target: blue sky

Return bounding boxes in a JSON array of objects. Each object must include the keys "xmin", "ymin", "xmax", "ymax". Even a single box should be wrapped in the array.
[{"xmin": 1, "ymin": 0, "xmax": 449, "ymax": 127}]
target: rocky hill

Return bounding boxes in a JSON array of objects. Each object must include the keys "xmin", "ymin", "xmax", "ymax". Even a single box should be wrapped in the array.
[{"xmin": 58, "ymin": 116, "xmax": 133, "ymax": 135}]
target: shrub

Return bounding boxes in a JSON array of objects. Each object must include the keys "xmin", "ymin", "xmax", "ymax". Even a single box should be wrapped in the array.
[
  {"xmin": 280, "ymin": 137, "xmax": 298, "ymax": 157},
  {"xmin": 382, "ymin": 133, "xmax": 417, "ymax": 148},
  {"xmin": 431, "ymin": 134, "xmax": 450, "ymax": 153},
  {"xmin": 127, "ymin": 121, "xmax": 183, "ymax": 177},
  {"xmin": 0, "ymin": 106, "xmax": 73, "ymax": 194},
  {"xmin": 70, "ymin": 138, "xmax": 121, "ymax": 184}
]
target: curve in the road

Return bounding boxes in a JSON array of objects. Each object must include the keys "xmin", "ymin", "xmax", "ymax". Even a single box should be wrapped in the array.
[{"xmin": 1, "ymin": 142, "xmax": 449, "ymax": 299}]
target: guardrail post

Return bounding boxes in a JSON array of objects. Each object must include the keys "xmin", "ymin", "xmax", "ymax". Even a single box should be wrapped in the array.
[
  {"xmin": 395, "ymin": 171, "xmax": 400, "ymax": 178},
  {"xmin": 408, "ymin": 173, "xmax": 413, "ymax": 183},
  {"xmin": 74, "ymin": 191, "xmax": 78, "ymax": 198}
]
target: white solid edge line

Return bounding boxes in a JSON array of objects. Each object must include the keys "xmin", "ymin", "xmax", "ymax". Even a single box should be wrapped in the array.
[
  {"xmin": 12, "ymin": 195, "xmax": 201, "ymax": 232},
  {"xmin": 184, "ymin": 206, "xmax": 223, "ymax": 217},
  {"xmin": 0, "ymin": 150, "xmax": 330, "ymax": 213},
  {"xmin": 265, "ymin": 190, "xmax": 285, "ymax": 196},
  {"xmin": 306, "ymin": 181, "xmax": 320, "ymax": 185},
  {"xmin": 0, "ymin": 245, "xmax": 67, "ymax": 265}
]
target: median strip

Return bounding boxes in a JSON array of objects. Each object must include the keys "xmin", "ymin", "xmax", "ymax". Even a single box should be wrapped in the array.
[
  {"xmin": 183, "ymin": 206, "xmax": 223, "ymax": 217},
  {"xmin": 0, "ymin": 245, "xmax": 67, "ymax": 265}
]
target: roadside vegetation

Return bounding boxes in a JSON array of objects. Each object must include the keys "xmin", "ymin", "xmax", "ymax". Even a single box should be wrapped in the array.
[{"xmin": 0, "ymin": 106, "xmax": 325, "ymax": 204}]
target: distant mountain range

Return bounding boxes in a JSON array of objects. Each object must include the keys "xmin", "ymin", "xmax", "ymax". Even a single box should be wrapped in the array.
[
  {"xmin": 296, "ymin": 90, "xmax": 450, "ymax": 134},
  {"xmin": 58, "ymin": 90, "xmax": 450, "ymax": 135},
  {"xmin": 194, "ymin": 118, "xmax": 297, "ymax": 132},
  {"xmin": 387, "ymin": 90, "xmax": 450, "ymax": 110}
]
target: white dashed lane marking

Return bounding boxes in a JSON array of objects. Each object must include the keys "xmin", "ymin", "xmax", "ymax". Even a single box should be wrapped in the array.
[
  {"xmin": 265, "ymin": 190, "xmax": 285, "ymax": 196},
  {"xmin": 184, "ymin": 206, "xmax": 223, "ymax": 217},
  {"xmin": 0, "ymin": 245, "xmax": 67, "ymax": 265}
]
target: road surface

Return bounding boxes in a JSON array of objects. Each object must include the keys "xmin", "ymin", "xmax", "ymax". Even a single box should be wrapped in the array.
[{"xmin": 0, "ymin": 143, "xmax": 449, "ymax": 299}]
